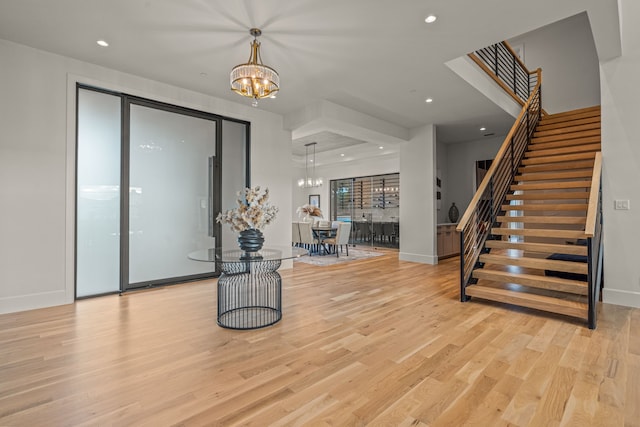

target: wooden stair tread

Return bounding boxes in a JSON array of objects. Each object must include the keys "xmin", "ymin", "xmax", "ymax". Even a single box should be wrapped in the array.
[
  {"xmin": 528, "ymin": 136, "xmax": 601, "ymax": 151},
  {"xmin": 525, "ymin": 143, "xmax": 601, "ymax": 158},
  {"xmin": 533, "ymin": 123, "xmax": 600, "ymax": 138},
  {"xmin": 515, "ymin": 170, "xmax": 593, "ymax": 181},
  {"xmin": 472, "ymin": 270, "xmax": 587, "ymax": 295},
  {"xmin": 539, "ymin": 113, "xmax": 600, "ymax": 127},
  {"xmin": 521, "ymin": 152, "xmax": 596, "ymax": 165},
  {"xmin": 465, "ymin": 284, "xmax": 588, "ymax": 319},
  {"xmin": 540, "ymin": 106, "xmax": 600, "ymax": 122},
  {"xmin": 510, "ymin": 181, "xmax": 591, "ymax": 191},
  {"xmin": 544, "ymin": 105, "xmax": 600, "ymax": 115},
  {"xmin": 484, "ymin": 240, "xmax": 588, "ymax": 256},
  {"xmin": 506, "ymin": 192, "xmax": 590, "ymax": 200},
  {"xmin": 526, "ymin": 143, "xmax": 601, "ymax": 158},
  {"xmin": 502, "ymin": 203, "xmax": 588, "ymax": 211},
  {"xmin": 531, "ymin": 129, "xmax": 600, "ymax": 144},
  {"xmin": 491, "ymin": 228, "xmax": 586, "ymax": 239},
  {"xmin": 480, "ymin": 253, "xmax": 587, "ymax": 274},
  {"xmin": 518, "ymin": 160, "xmax": 595, "ymax": 173},
  {"xmin": 496, "ymin": 215, "xmax": 586, "ymax": 224},
  {"xmin": 536, "ymin": 116, "xmax": 600, "ymax": 132}
]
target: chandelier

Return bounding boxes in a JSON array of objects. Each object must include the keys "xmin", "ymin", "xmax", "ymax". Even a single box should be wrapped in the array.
[
  {"xmin": 230, "ymin": 28, "xmax": 280, "ymax": 107},
  {"xmin": 298, "ymin": 142, "xmax": 323, "ymax": 188}
]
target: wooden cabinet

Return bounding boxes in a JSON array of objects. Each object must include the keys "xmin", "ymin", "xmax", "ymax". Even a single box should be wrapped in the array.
[{"xmin": 437, "ymin": 224, "xmax": 460, "ymax": 259}]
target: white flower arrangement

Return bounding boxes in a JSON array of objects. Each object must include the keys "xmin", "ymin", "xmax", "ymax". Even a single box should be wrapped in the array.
[
  {"xmin": 216, "ymin": 186, "xmax": 278, "ymax": 232},
  {"xmin": 296, "ymin": 203, "xmax": 323, "ymax": 218}
]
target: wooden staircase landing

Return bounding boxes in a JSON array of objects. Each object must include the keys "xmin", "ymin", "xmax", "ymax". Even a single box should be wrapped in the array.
[{"xmin": 466, "ymin": 105, "xmax": 600, "ymax": 323}]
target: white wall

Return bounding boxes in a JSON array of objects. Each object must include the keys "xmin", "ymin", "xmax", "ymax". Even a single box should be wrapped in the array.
[
  {"xmin": 444, "ymin": 135, "xmax": 505, "ymax": 219},
  {"xmin": 599, "ymin": 0, "xmax": 640, "ymax": 308},
  {"xmin": 509, "ymin": 12, "xmax": 601, "ymax": 114},
  {"xmin": 0, "ymin": 39, "xmax": 292, "ymax": 314},
  {"xmin": 399, "ymin": 125, "xmax": 437, "ymax": 264}
]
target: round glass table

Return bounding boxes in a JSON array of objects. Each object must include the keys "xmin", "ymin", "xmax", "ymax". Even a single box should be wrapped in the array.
[{"xmin": 188, "ymin": 246, "xmax": 308, "ymax": 329}]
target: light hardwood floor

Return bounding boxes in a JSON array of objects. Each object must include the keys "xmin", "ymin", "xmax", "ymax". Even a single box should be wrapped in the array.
[{"xmin": 0, "ymin": 251, "xmax": 638, "ymax": 426}]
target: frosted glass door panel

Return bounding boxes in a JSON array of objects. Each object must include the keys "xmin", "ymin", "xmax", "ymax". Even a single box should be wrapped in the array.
[
  {"xmin": 76, "ymin": 89, "xmax": 121, "ymax": 297},
  {"xmin": 129, "ymin": 105, "xmax": 215, "ymax": 284}
]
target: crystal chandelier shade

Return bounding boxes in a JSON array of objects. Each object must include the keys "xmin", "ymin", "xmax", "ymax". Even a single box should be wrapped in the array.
[{"xmin": 230, "ymin": 28, "xmax": 279, "ymax": 105}]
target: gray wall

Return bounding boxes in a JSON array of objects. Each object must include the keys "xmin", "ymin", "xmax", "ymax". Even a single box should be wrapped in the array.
[
  {"xmin": 509, "ymin": 12, "xmax": 600, "ymax": 114},
  {"xmin": 444, "ymin": 136, "xmax": 504, "ymax": 221}
]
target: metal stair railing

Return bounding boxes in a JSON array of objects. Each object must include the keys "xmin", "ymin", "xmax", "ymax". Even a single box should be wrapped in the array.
[
  {"xmin": 469, "ymin": 41, "xmax": 538, "ymax": 106},
  {"xmin": 456, "ymin": 70, "xmax": 542, "ymax": 301}
]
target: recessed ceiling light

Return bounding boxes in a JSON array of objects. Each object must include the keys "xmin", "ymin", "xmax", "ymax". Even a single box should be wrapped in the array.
[
  {"xmin": 425, "ymin": 15, "xmax": 437, "ymax": 24},
  {"xmin": 425, "ymin": 98, "xmax": 433, "ymax": 103},
  {"xmin": 379, "ymin": 146, "xmax": 384, "ymax": 150},
  {"xmin": 96, "ymin": 40, "xmax": 109, "ymax": 47},
  {"xmin": 340, "ymin": 153, "xmax": 345, "ymax": 157},
  {"xmin": 200, "ymin": 72, "xmax": 208, "ymax": 77},
  {"xmin": 480, "ymin": 127, "xmax": 486, "ymax": 131}
]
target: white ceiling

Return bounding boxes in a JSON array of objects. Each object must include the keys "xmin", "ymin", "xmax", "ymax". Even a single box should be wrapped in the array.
[{"xmin": 0, "ymin": 0, "xmax": 620, "ymax": 164}]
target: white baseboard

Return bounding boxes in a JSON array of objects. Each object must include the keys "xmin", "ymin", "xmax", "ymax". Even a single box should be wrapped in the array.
[
  {"xmin": 603, "ymin": 288, "xmax": 640, "ymax": 309},
  {"xmin": 399, "ymin": 252, "xmax": 438, "ymax": 265},
  {"xmin": 0, "ymin": 290, "xmax": 71, "ymax": 315}
]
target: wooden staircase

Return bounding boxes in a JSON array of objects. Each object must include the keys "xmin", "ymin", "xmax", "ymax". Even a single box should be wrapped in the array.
[{"xmin": 464, "ymin": 106, "xmax": 601, "ymax": 322}]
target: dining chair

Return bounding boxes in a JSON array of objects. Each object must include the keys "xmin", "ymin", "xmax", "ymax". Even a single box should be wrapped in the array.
[
  {"xmin": 298, "ymin": 221, "xmax": 319, "ymax": 254},
  {"xmin": 355, "ymin": 221, "xmax": 370, "ymax": 242},
  {"xmin": 291, "ymin": 222, "xmax": 301, "ymax": 246},
  {"xmin": 382, "ymin": 222, "xmax": 395, "ymax": 243},
  {"xmin": 323, "ymin": 222, "xmax": 351, "ymax": 257},
  {"xmin": 372, "ymin": 222, "xmax": 384, "ymax": 242},
  {"xmin": 318, "ymin": 220, "xmax": 331, "ymax": 228}
]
